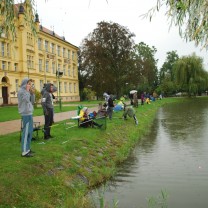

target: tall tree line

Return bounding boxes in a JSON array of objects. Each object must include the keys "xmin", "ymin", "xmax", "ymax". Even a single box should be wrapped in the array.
[{"xmin": 78, "ymin": 21, "xmax": 158, "ymax": 98}]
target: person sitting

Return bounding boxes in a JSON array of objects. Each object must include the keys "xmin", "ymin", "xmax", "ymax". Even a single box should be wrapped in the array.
[
  {"xmin": 145, "ymin": 97, "xmax": 151, "ymax": 104},
  {"xmin": 79, "ymin": 107, "xmax": 102, "ymax": 128}
]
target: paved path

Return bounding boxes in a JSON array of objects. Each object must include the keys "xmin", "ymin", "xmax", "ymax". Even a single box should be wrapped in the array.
[{"xmin": 0, "ymin": 106, "xmax": 98, "ymax": 136}]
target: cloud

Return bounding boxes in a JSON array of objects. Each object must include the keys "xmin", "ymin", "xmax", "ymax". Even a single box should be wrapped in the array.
[{"xmin": 35, "ymin": 0, "xmax": 208, "ymax": 69}]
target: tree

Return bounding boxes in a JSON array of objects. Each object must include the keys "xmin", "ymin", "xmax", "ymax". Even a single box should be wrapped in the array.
[
  {"xmin": 132, "ymin": 42, "xmax": 158, "ymax": 93},
  {"xmin": 145, "ymin": 0, "xmax": 208, "ymax": 48},
  {"xmin": 79, "ymin": 21, "xmax": 135, "ymax": 97},
  {"xmin": 0, "ymin": 0, "xmax": 36, "ymax": 39},
  {"xmin": 173, "ymin": 53, "xmax": 208, "ymax": 96},
  {"xmin": 160, "ymin": 51, "xmax": 179, "ymax": 82}
]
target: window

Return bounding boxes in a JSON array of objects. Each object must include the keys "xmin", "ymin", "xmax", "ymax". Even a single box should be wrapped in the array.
[
  {"xmin": 53, "ymin": 81, "xmax": 57, "ymax": 88},
  {"xmin": 2, "ymin": 61, "xmax": 6, "ymax": 70},
  {"xmin": 58, "ymin": 64, "xmax": 61, "ymax": 71},
  {"xmin": 27, "ymin": 32, "xmax": 33, "ymax": 45},
  {"xmin": 7, "ymin": 43, "xmax": 10, "ymax": 57},
  {"xmin": 68, "ymin": 50, "xmax": 70, "ymax": 59},
  {"xmin": 1, "ymin": 42, "xmax": 5, "ymax": 56},
  {"xmin": 72, "ymin": 67, "xmax": 75, "ymax": 77},
  {"xmin": 68, "ymin": 67, "xmax": 70, "ymax": 76},
  {"xmin": 63, "ymin": 48, "xmax": 65, "ymax": 57},
  {"xmin": 52, "ymin": 62, "xmax": 56, "ymax": 74},
  {"xmin": 45, "ymin": 60, "xmax": 49, "ymax": 72},
  {"xmin": 14, "ymin": 63, "xmax": 18, "ymax": 71},
  {"xmin": 72, "ymin": 51, "xmax": 75, "ymax": 60},
  {"xmin": 40, "ymin": 80, "xmax": 44, "ymax": 90},
  {"xmin": 45, "ymin": 40, "xmax": 49, "ymax": 52},
  {"xmin": 74, "ymin": 83, "xmax": 76, "ymax": 93},
  {"xmin": 69, "ymin": 83, "xmax": 72, "ymax": 93},
  {"xmin": 15, "ymin": 79, "xmax": 19, "ymax": 92},
  {"xmin": 39, "ymin": 59, "xmax": 43, "ymax": 71},
  {"xmin": 27, "ymin": 55, "xmax": 34, "ymax": 68},
  {"xmin": 60, "ymin": 82, "xmax": 62, "ymax": 93},
  {"xmin": 64, "ymin": 82, "xmax": 67, "ymax": 93},
  {"xmin": 51, "ymin": 43, "xmax": 55, "ymax": 54},
  {"xmin": 63, "ymin": 65, "xmax": 66, "ymax": 75},
  {"xmin": 8, "ymin": 62, "xmax": 10, "ymax": 71},
  {"xmin": 38, "ymin": 38, "xmax": 42, "ymax": 50},
  {"xmin": 57, "ymin": 45, "xmax": 60, "ymax": 56}
]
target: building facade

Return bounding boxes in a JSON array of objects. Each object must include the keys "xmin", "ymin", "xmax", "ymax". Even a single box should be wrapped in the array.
[{"xmin": 0, "ymin": 3, "xmax": 80, "ymax": 105}]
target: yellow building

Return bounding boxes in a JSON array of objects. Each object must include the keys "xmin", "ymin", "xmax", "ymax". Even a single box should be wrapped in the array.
[{"xmin": 0, "ymin": 3, "xmax": 80, "ymax": 105}]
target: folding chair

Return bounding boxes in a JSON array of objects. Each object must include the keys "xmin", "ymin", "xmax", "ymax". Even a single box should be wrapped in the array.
[
  {"xmin": 19, "ymin": 120, "xmax": 41, "ymax": 141},
  {"xmin": 32, "ymin": 122, "xmax": 41, "ymax": 140}
]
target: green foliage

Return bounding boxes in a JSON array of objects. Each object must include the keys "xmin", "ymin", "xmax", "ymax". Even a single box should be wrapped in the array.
[
  {"xmin": 34, "ymin": 89, "xmax": 41, "ymax": 108},
  {"xmin": 133, "ymin": 42, "xmax": 158, "ymax": 89},
  {"xmin": 147, "ymin": 190, "xmax": 168, "ymax": 208},
  {"xmin": 144, "ymin": 0, "xmax": 208, "ymax": 48},
  {"xmin": 0, "ymin": 0, "xmax": 36, "ymax": 40},
  {"xmin": 81, "ymin": 87, "xmax": 96, "ymax": 101},
  {"xmin": 0, "ymin": 98, "xmax": 181, "ymax": 207},
  {"xmin": 79, "ymin": 21, "xmax": 135, "ymax": 97},
  {"xmin": 160, "ymin": 51, "xmax": 179, "ymax": 82},
  {"xmin": 173, "ymin": 53, "xmax": 208, "ymax": 96}
]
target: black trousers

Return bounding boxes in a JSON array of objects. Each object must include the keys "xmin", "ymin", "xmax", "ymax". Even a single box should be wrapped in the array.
[{"xmin": 44, "ymin": 108, "xmax": 53, "ymax": 138}]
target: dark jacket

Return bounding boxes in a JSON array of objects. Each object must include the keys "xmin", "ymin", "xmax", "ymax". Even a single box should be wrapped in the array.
[
  {"xmin": 41, "ymin": 83, "xmax": 53, "ymax": 114},
  {"xmin": 17, "ymin": 78, "xmax": 35, "ymax": 116}
]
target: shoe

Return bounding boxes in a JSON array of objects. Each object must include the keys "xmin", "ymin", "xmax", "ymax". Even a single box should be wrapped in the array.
[
  {"xmin": 49, "ymin": 135, "xmax": 54, "ymax": 138},
  {"xmin": 21, "ymin": 152, "xmax": 33, "ymax": 157},
  {"xmin": 29, "ymin": 149, "xmax": 35, "ymax": 154},
  {"xmin": 98, "ymin": 124, "xmax": 103, "ymax": 128}
]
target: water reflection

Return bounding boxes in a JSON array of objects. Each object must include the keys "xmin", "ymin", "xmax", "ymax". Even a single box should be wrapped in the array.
[{"xmin": 92, "ymin": 98, "xmax": 208, "ymax": 208}]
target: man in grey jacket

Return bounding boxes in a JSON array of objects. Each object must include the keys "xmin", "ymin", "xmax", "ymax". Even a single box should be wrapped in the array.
[
  {"xmin": 18, "ymin": 78, "xmax": 35, "ymax": 157},
  {"xmin": 41, "ymin": 83, "xmax": 54, "ymax": 140}
]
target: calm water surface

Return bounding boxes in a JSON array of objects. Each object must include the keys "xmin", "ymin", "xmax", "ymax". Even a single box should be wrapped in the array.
[{"xmin": 93, "ymin": 99, "xmax": 208, "ymax": 208}]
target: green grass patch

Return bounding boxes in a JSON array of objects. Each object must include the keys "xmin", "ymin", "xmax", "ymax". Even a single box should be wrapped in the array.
[
  {"xmin": 0, "ymin": 103, "xmax": 99, "ymax": 122},
  {"xmin": 0, "ymin": 97, "xmax": 188, "ymax": 207}
]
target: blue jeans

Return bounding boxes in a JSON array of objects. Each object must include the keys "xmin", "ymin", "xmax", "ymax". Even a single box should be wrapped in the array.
[{"xmin": 21, "ymin": 115, "xmax": 33, "ymax": 155}]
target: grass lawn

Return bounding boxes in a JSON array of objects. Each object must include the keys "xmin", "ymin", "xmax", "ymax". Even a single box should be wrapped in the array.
[
  {"xmin": 0, "ymin": 97, "xmax": 186, "ymax": 207},
  {"xmin": 0, "ymin": 101, "xmax": 99, "ymax": 122}
]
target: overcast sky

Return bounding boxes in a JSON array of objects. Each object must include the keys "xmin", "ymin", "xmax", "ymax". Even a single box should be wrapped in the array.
[{"xmin": 33, "ymin": 0, "xmax": 208, "ymax": 69}]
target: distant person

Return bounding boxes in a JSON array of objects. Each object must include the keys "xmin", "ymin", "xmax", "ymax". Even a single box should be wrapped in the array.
[
  {"xmin": 141, "ymin": 93, "xmax": 145, "ymax": 105},
  {"xmin": 146, "ymin": 97, "xmax": 150, "ymax": 104},
  {"xmin": 41, "ymin": 83, "xmax": 54, "ymax": 140},
  {"xmin": 123, "ymin": 103, "xmax": 138, "ymax": 125},
  {"xmin": 18, "ymin": 78, "xmax": 35, "ymax": 157},
  {"xmin": 133, "ymin": 92, "xmax": 138, "ymax": 107},
  {"xmin": 41, "ymin": 83, "xmax": 57, "ymax": 123},
  {"xmin": 103, "ymin": 92, "xmax": 114, "ymax": 120}
]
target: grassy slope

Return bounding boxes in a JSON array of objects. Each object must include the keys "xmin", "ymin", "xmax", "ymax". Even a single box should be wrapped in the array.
[{"xmin": 0, "ymin": 98, "xmax": 184, "ymax": 208}]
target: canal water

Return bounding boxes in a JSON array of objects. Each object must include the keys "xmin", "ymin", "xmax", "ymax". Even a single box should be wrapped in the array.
[{"xmin": 92, "ymin": 99, "xmax": 208, "ymax": 208}]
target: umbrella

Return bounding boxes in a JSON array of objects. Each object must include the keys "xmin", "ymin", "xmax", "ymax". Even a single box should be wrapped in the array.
[{"xmin": 130, "ymin": 90, "xmax": 137, "ymax": 94}]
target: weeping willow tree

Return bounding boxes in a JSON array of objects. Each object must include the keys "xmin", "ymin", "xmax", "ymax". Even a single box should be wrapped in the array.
[
  {"xmin": 0, "ymin": 0, "xmax": 36, "ymax": 39},
  {"xmin": 144, "ymin": 0, "xmax": 208, "ymax": 48},
  {"xmin": 173, "ymin": 53, "xmax": 208, "ymax": 96}
]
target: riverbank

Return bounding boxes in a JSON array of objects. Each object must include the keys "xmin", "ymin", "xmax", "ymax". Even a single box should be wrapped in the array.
[{"xmin": 0, "ymin": 98, "xmax": 185, "ymax": 207}]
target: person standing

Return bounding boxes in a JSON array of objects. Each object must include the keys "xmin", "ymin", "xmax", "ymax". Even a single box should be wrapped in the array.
[
  {"xmin": 141, "ymin": 92, "xmax": 145, "ymax": 105},
  {"xmin": 133, "ymin": 92, "xmax": 138, "ymax": 107},
  {"xmin": 18, "ymin": 78, "xmax": 35, "ymax": 157},
  {"xmin": 41, "ymin": 83, "xmax": 54, "ymax": 140},
  {"xmin": 103, "ymin": 92, "xmax": 114, "ymax": 120}
]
